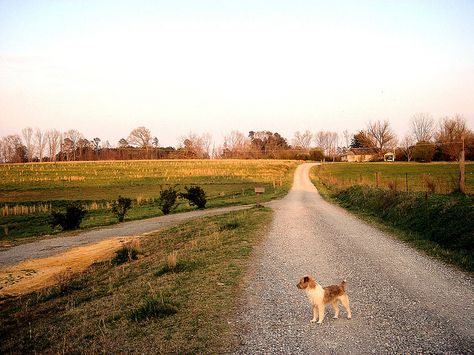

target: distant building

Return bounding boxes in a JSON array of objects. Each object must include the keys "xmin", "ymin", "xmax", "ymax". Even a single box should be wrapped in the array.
[{"xmin": 340, "ymin": 148, "xmax": 379, "ymax": 162}]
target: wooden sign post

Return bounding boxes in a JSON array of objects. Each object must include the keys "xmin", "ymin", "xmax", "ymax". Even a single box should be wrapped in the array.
[{"xmin": 255, "ymin": 186, "xmax": 265, "ymax": 207}]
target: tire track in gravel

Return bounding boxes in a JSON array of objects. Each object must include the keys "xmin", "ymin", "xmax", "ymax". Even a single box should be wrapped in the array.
[{"xmin": 232, "ymin": 163, "xmax": 473, "ymax": 354}]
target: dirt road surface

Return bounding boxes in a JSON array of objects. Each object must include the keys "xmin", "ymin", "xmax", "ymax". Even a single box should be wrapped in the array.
[{"xmin": 232, "ymin": 163, "xmax": 473, "ymax": 353}]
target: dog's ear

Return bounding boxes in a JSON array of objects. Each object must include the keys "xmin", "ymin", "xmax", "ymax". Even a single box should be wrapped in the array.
[
  {"xmin": 303, "ymin": 276, "xmax": 310, "ymax": 283},
  {"xmin": 308, "ymin": 278, "xmax": 316, "ymax": 288}
]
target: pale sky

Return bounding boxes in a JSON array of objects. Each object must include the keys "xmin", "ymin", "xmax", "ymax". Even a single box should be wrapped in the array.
[{"xmin": 1, "ymin": 0, "xmax": 473, "ymax": 147}]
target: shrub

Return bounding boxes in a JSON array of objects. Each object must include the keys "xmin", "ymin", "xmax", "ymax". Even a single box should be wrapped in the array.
[
  {"xmin": 180, "ymin": 185, "xmax": 207, "ymax": 209},
  {"xmin": 309, "ymin": 148, "xmax": 324, "ymax": 161},
  {"xmin": 158, "ymin": 186, "xmax": 179, "ymax": 215},
  {"xmin": 49, "ymin": 204, "xmax": 86, "ymax": 230},
  {"xmin": 111, "ymin": 196, "xmax": 132, "ymax": 222},
  {"xmin": 412, "ymin": 141, "xmax": 435, "ymax": 162},
  {"xmin": 112, "ymin": 240, "xmax": 140, "ymax": 265}
]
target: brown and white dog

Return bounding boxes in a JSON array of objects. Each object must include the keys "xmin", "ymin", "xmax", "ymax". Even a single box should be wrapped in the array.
[{"xmin": 297, "ymin": 275, "xmax": 352, "ymax": 324}]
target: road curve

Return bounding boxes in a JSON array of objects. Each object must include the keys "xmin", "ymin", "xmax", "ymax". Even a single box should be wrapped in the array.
[
  {"xmin": 0, "ymin": 204, "xmax": 253, "ymax": 268},
  {"xmin": 232, "ymin": 163, "xmax": 473, "ymax": 354}
]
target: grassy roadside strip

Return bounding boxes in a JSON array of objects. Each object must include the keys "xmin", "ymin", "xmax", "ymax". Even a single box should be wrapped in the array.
[
  {"xmin": 310, "ymin": 168, "xmax": 473, "ymax": 273},
  {"xmin": 0, "ymin": 207, "xmax": 273, "ymax": 353}
]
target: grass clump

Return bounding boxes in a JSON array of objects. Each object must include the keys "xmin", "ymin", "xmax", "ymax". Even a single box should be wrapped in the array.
[
  {"xmin": 155, "ymin": 259, "xmax": 204, "ymax": 277},
  {"xmin": 130, "ymin": 296, "xmax": 178, "ymax": 322}
]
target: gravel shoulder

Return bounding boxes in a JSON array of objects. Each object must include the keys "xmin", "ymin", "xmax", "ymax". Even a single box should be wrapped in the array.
[
  {"xmin": 232, "ymin": 163, "xmax": 473, "ymax": 354},
  {"xmin": 0, "ymin": 204, "xmax": 253, "ymax": 268}
]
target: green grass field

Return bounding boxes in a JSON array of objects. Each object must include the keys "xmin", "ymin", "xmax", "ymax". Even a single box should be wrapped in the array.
[
  {"xmin": 0, "ymin": 160, "xmax": 298, "ymax": 243},
  {"xmin": 315, "ymin": 162, "xmax": 474, "ymax": 194}
]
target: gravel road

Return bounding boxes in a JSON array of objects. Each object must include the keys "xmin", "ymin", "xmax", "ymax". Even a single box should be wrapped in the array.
[
  {"xmin": 232, "ymin": 163, "xmax": 473, "ymax": 354},
  {"xmin": 0, "ymin": 204, "xmax": 252, "ymax": 268}
]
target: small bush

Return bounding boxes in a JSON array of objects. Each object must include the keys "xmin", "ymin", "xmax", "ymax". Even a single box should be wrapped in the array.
[
  {"xmin": 309, "ymin": 148, "xmax": 324, "ymax": 161},
  {"xmin": 130, "ymin": 296, "xmax": 178, "ymax": 322},
  {"xmin": 158, "ymin": 186, "xmax": 179, "ymax": 215},
  {"xmin": 111, "ymin": 196, "xmax": 132, "ymax": 222},
  {"xmin": 180, "ymin": 186, "xmax": 207, "ymax": 209},
  {"xmin": 112, "ymin": 240, "xmax": 140, "ymax": 265},
  {"xmin": 49, "ymin": 204, "xmax": 86, "ymax": 230}
]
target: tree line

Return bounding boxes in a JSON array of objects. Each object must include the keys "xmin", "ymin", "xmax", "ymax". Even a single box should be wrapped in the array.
[{"xmin": 1, "ymin": 114, "xmax": 473, "ymax": 163}]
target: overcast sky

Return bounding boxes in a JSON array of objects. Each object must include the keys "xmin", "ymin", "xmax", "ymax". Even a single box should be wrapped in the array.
[{"xmin": 1, "ymin": 0, "xmax": 473, "ymax": 147}]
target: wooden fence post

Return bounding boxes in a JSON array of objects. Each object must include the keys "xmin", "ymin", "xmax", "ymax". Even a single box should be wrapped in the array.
[{"xmin": 460, "ymin": 135, "xmax": 465, "ymax": 194}]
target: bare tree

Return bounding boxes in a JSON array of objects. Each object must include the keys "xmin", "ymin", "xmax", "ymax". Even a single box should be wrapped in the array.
[
  {"xmin": 367, "ymin": 120, "xmax": 397, "ymax": 152},
  {"xmin": 314, "ymin": 131, "xmax": 338, "ymax": 158},
  {"xmin": 400, "ymin": 134, "xmax": 415, "ymax": 162},
  {"xmin": 34, "ymin": 128, "xmax": 46, "ymax": 162},
  {"xmin": 0, "ymin": 135, "xmax": 25, "ymax": 163},
  {"xmin": 179, "ymin": 132, "xmax": 212, "ymax": 159},
  {"xmin": 292, "ymin": 130, "xmax": 313, "ymax": 150},
  {"xmin": 64, "ymin": 129, "xmax": 84, "ymax": 161},
  {"xmin": 436, "ymin": 115, "xmax": 467, "ymax": 161},
  {"xmin": 201, "ymin": 133, "xmax": 212, "ymax": 158},
  {"xmin": 327, "ymin": 132, "xmax": 339, "ymax": 160},
  {"xmin": 46, "ymin": 129, "xmax": 61, "ymax": 162},
  {"xmin": 21, "ymin": 127, "xmax": 34, "ymax": 162},
  {"xmin": 128, "ymin": 126, "xmax": 152, "ymax": 158},
  {"xmin": 314, "ymin": 131, "xmax": 328, "ymax": 151},
  {"xmin": 128, "ymin": 126, "xmax": 152, "ymax": 148},
  {"xmin": 222, "ymin": 130, "xmax": 250, "ymax": 158},
  {"xmin": 343, "ymin": 130, "xmax": 351, "ymax": 148},
  {"xmin": 118, "ymin": 138, "xmax": 129, "ymax": 148},
  {"xmin": 411, "ymin": 113, "xmax": 435, "ymax": 142}
]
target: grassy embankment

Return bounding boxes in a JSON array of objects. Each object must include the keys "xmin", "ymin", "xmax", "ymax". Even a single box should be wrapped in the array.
[
  {"xmin": 311, "ymin": 162, "xmax": 474, "ymax": 273},
  {"xmin": 0, "ymin": 207, "xmax": 272, "ymax": 353},
  {"xmin": 0, "ymin": 160, "xmax": 298, "ymax": 244}
]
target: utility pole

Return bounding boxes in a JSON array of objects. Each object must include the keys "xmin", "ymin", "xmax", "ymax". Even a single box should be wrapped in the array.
[{"xmin": 459, "ymin": 134, "xmax": 465, "ymax": 194}]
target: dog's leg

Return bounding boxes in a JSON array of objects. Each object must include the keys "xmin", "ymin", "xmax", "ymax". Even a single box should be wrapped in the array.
[
  {"xmin": 310, "ymin": 305, "xmax": 318, "ymax": 323},
  {"xmin": 332, "ymin": 301, "xmax": 339, "ymax": 319},
  {"xmin": 340, "ymin": 294, "xmax": 352, "ymax": 319},
  {"xmin": 317, "ymin": 304, "xmax": 325, "ymax": 324}
]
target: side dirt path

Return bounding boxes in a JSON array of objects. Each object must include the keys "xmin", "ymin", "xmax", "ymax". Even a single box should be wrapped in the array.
[
  {"xmin": 0, "ymin": 204, "xmax": 268, "ymax": 298},
  {"xmin": 231, "ymin": 163, "xmax": 473, "ymax": 354}
]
